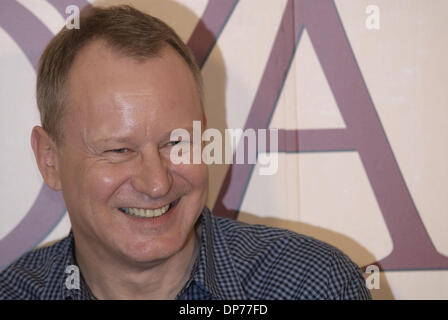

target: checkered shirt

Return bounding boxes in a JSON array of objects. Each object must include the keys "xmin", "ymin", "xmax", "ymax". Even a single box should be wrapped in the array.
[{"xmin": 0, "ymin": 207, "xmax": 371, "ymax": 299}]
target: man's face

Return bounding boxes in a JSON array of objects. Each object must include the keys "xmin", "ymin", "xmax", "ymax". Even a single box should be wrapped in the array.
[{"xmin": 54, "ymin": 41, "xmax": 208, "ymax": 264}]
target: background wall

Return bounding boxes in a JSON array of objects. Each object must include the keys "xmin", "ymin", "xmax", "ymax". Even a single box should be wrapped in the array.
[{"xmin": 1, "ymin": 0, "xmax": 447, "ymax": 299}]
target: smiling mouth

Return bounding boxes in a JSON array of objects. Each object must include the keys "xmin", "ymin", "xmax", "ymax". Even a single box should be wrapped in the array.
[{"xmin": 119, "ymin": 199, "xmax": 179, "ymax": 218}]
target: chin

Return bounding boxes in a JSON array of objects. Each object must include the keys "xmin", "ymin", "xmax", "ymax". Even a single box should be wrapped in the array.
[{"xmin": 118, "ymin": 236, "xmax": 184, "ymax": 265}]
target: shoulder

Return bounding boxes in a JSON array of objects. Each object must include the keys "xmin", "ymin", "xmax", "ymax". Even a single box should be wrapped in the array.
[
  {"xmin": 0, "ymin": 237, "xmax": 69, "ymax": 300},
  {"xmin": 215, "ymin": 216, "xmax": 370, "ymax": 299}
]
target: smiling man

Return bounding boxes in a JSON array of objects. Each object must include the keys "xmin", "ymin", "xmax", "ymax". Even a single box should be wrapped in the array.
[
  {"xmin": 42, "ymin": 41, "xmax": 207, "ymax": 300},
  {"xmin": 0, "ymin": 5, "xmax": 371, "ymax": 300}
]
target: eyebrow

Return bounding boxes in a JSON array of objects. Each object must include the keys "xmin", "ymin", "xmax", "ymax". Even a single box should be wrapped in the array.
[
  {"xmin": 90, "ymin": 136, "xmax": 133, "ymax": 145},
  {"xmin": 168, "ymin": 126, "xmax": 194, "ymax": 137},
  {"xmin": 90, "ymin": 126, "xmax": 196, "ymax": 145}
]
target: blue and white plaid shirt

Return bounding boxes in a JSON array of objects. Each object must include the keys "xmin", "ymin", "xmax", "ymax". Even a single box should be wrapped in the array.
[{"xmin": 0, "ymin": 207, "xmax": 371, "ymax": 300}]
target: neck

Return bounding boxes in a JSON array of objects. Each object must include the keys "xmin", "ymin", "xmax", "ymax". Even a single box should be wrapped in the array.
[{"xmin": 73, "ymin": 226, "xmax": 200, "ymax": 300}]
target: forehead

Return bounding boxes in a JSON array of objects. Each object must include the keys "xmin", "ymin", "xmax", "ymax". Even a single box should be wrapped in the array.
[
  {"xmin": 66, "ymin": 39, "xmax": 200, "ymax": 110},
  {"xmin": 62, "ymin": 40, "xmax": 202, "ymax": 142}
]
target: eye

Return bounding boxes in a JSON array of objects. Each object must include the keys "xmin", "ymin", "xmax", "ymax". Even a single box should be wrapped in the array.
[
  {"xmin": 106, "ymin": 148, "xmax": 130, "ymax": 154},
  {"xmin": 166, "ymin": 140, "xmax": 181, "ymax": 146}
]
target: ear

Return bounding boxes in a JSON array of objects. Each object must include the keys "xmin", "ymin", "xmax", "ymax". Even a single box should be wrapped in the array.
[{"xmin": 30, "ymin": 126, "xmax": 62, "ymax": 191}]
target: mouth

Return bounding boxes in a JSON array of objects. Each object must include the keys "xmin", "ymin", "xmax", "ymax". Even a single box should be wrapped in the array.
[{"xmin": 118, "ymin": 198, "xmax": 179, "ymax": 218}]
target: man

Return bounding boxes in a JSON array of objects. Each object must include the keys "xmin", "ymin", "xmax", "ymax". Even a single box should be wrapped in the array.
[{"xmin": 0, "ymin": 5, "xmax": 371, "ymax": 300}]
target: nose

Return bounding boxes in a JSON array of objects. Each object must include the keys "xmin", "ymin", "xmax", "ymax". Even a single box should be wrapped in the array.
[{"xmin": 131, "ymin": 149, "xmax": 173, "ymax": 199}]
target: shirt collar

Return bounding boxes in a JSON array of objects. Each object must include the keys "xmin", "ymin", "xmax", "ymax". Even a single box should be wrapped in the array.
[
  {"xmin": 188, "ymin": 207, "xmax": 247, "ymax": 300},
  {"xmin": 59, "ymin": 231, "xmax": 95, "ymax": 300}
]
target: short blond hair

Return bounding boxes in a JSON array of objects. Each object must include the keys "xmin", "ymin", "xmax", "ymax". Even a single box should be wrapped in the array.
[{"xmin": 36, "ymin": 5, "xmax": 202, "ymax": 145}]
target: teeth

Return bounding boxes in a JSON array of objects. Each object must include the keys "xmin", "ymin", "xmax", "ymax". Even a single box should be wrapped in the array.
[{"xmin": 120, "ymin": 204, "xmax": 170, "ymax": 218}]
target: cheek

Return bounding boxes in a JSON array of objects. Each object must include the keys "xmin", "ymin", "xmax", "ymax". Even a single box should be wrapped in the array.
[
  {"xmin": 176, "ymin": 162, "xmax": 209, "ymax": 191},
  {"xmin": 82, "ymin": 162, "xmax": 131, "ymax": 203},
  {"xmin": 162, "ymin": 149, "xmax": 208, "ymax": 192}
]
